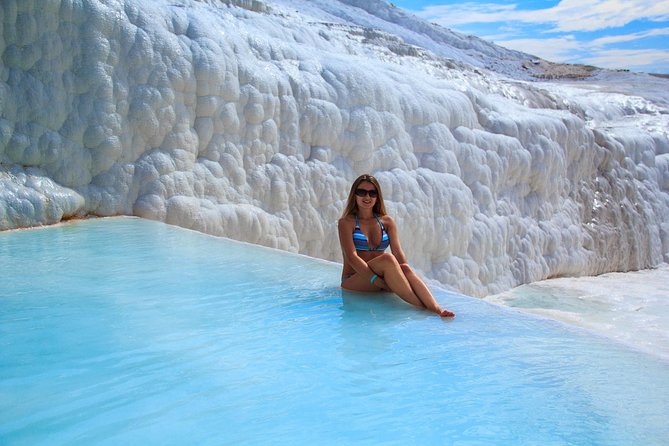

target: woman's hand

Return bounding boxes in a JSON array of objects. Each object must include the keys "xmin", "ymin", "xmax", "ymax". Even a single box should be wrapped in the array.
[{"xmin": 371, "ymin": 275, "xmax": 387, "ymax": 290}]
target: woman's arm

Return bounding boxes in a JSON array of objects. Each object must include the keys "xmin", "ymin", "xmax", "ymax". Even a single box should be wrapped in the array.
[
  {"xmin": 384, "ymin": 216, "xmax": 408, "ymax": 264},
  {"xmin": 338, "ymin": 217, "xmax": 378, "ymax": 280}
]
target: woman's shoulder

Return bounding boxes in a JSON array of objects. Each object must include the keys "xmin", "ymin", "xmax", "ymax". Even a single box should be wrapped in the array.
[
  {"xmin": 338, "ymin": 214, "xmax": 356, "ymax": 227},
  {"xmin": 379, "ymin": 214, "xmax": 395, "ymax": 228},
  {"xmin": 379, "ymin": 214, "xmax": 395, "ymax": 226}
]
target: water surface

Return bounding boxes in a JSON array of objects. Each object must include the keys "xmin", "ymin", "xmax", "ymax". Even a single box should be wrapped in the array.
[{"xmin": 1, "ymin": 218, "xmax": 667, "ymax": 445}]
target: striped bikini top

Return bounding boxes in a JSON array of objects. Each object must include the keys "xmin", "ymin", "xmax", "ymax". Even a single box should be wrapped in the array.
[{"xmin": 353, "ymin": 213, "xmax": 390, "ymax": 252}]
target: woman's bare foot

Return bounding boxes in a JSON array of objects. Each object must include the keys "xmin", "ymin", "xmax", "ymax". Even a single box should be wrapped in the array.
[{"xmin": 438, "ymin": 308, "xmax": 456, "ymax": 318}]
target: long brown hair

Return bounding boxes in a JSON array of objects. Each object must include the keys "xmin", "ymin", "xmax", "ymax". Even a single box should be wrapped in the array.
[{"xmin": 341, "ymin": 174, "xmax": 387, "ymax": 218}]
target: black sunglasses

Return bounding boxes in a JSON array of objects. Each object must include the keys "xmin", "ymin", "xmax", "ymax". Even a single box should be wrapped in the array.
[{"xmin": 355, "ymin": 188, "xmax": 378, "ymax": 198}]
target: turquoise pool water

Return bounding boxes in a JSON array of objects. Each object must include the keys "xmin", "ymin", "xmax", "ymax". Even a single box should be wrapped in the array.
[{"xmin": 1, "ymin": 218, "xmax": 668, "ymax": 445}]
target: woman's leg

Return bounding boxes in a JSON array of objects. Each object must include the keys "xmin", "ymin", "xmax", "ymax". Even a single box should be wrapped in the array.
[
  {"xmin": 341, "ymin": 253, "xmax": 424, "ymax": 307},
  {"xmin": 400, "ymin": 263, "xmax": 456, "ymax": 317},
  {"xmin": 341, "ymin": 254, "xmax": 455, "ymax": 317},
  {"xmin": 365, "ymin": 253, "xmax": 425, "ymax": 308}
]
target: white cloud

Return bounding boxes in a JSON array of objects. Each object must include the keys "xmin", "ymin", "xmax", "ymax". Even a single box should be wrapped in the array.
[
  {"xmin": 591, "ymin": 27, "xmax": 669, "ymax": 46},
  {"xmin": 583, "ymin": 48, "xmax": 669, "ymax": 70},
  {"xmin": 546, "ymin": 0, "xmax": 669, "ymax": 32},
  {"xmin": 416, "ymin": 0, "xmax": 669, "ymax": 33}
]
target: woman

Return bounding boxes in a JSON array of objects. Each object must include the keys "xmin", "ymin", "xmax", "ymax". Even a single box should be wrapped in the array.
[{"xmin": 338, "ymin": 174, "xmax": 455, "ymax": 317}]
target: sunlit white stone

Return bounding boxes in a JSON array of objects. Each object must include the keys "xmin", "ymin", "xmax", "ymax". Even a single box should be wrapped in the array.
[{"xmin": 1, "ymin": 0, "xmax": 667, "ymax": 297}]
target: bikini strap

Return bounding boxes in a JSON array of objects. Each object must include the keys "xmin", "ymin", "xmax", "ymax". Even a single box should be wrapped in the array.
[
  {"xmin": 355, "ymin": 213, "xmax": 360, "ymax": 228},
  {"xmin": 374, "ymin": 213, "xmax": 385, "ymax": 231}
]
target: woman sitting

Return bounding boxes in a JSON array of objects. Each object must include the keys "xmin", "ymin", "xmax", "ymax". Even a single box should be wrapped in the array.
[{"xmin": 338, "ymin": 174, "xmax": 455, "ymax": 318}]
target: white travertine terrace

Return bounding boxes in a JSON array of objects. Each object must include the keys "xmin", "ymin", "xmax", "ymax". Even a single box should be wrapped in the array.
[{"xmin": 1, "ymin": 0, "xmax": 668, "ymax": 296}]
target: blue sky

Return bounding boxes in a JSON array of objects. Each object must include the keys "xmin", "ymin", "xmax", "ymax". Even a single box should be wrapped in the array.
[{"xmin": 391, "ymin": 0, "xmax": 669, "ymax": 74}]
